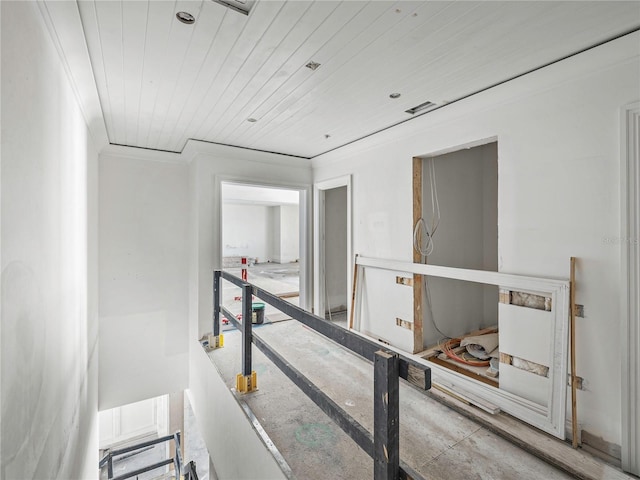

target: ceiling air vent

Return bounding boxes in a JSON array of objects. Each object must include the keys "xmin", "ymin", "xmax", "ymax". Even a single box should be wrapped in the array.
[
  {"xmin": 405, "ymin": 101, "xmax": 437, "ymax": 115},
  {"xmin": 211, "ymin": 0, "xmax": 254, "ymax": 16}
]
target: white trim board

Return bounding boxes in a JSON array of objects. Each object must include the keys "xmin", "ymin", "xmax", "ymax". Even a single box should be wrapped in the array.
[
  {"xmin": 621, "ymin": 101, "xmax": 640, "ymax": 476},
  {"xmin": 313, "ymin": 176, "xmax": 352, "ymax": 319},
  {"xmin": 353, "ymin": 256, "xmax": 570, "ymax": 439}
]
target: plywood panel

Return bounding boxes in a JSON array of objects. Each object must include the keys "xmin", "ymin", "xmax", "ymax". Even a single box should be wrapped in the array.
[{"xmin": 499, "ymin": 303, "xmax": 552, "ymax": 367}]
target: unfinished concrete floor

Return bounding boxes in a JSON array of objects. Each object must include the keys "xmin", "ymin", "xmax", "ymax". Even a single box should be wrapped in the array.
[{"xmin": 208, "ymin": 320, "xmax": 578, "ymax": 480}]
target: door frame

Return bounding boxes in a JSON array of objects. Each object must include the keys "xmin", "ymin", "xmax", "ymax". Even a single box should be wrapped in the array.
[
  {"xmin": 217, "ymin": 177, "xmax": 312, "ymax": 312},
  {"xmin": 313, "ymin": 175, "xmax": 352, "ymax": 321},
  {"xmin": 621, "ymin": 101, "xmax": 640, "ymax": 475}
]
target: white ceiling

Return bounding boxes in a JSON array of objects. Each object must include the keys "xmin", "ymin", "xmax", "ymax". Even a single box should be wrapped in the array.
[{"xmin": 75, "ymin": 0, "xmax": 640, "ymax": 158}]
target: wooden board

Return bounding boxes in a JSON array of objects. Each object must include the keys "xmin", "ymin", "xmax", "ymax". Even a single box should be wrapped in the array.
[
  {"xmin": 412, "ymin": 156, "xmax": 424, "ymax": 354},
  {"xmin": 428, "ymin": 356, "xmax": 499, "ymax": 388}
]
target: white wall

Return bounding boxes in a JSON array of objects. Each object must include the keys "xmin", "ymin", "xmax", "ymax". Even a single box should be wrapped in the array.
[
  {"xmin": 278, "ymin": 204, "xmax": 300, "ymax": 264},
  {"xmin": 222, "ymin": 203, "xmax": 270, "ymax": 262},
  {"xmin": 312, "ymin": 32, "xmax": 640, "ymax": 447},
  {"xmin": 1, "ymin": 2, "xmax": 100, "ymax": 478},
  {"xmin": 422, "ymin": 144, "xmax": 498, "ymax": 344},
  {"xmin": 188, "ymin": 346, "xmax": 287, "ymax": 480},
  {"xmin": 99, "ymin": 153, "xmax": 189, "ymax": 410},
  {"xmin": 325, "ymin": 187, "xmax": 348, "ymax": 312},
  {"xmin": 268, "ymin": 206, "xmax": 279, "ymax": 262}
]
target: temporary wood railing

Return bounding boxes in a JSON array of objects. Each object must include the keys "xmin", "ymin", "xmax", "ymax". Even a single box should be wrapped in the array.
[{"xmin": 212, "ymin": 270, "xmax": 431, "ymax": 480}]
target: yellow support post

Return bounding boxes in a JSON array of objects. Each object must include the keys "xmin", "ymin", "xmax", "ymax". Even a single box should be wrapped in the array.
[
  {"xmin": 208, "ymin": 333, "xmax": 224, "ymax": 349},
  {"xmin": 236, "ymin": 371, "xmax": 258, "ymax": 393}
]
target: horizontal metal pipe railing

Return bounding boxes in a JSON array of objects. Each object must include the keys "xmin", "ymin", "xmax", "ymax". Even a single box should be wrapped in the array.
[
  {"xmin": 99, "ymin": 432, "xmax": 184, "ymax": 480},
  {"xmin": 219, "ymin": 270, "xmax": 430, "ymax": 391},
  {"xmin": 111, "ymin": 458, "xmax": 174, "ymax": 480},
  {"xmin": 108, "ymin": 433, "xmax": 176, "ymax": 457}
]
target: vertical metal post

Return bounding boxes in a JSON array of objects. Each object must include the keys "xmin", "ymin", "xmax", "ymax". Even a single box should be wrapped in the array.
[
  {"xmin": 213, "ymin": 270, "xmax": 221, "ymax": 336},
  {"xmin": 242, "ymin": 283, "xmax": 253, "ymax": 376},
  {"xmin": 174, "ymin": 431, "xmax": 182, "ymax": 477},
  {"xmin": 374, "ymin": 350, "xmax": 400, "ymax": 480},
  {"xmin": 107, "ymin": 455, "xmax": 113, "ymax": 479}
]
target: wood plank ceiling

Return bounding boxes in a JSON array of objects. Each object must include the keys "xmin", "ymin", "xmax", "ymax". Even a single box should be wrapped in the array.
[{"xmin": 77, "ymin": 0, "xmax": 640, "ymax": 158}]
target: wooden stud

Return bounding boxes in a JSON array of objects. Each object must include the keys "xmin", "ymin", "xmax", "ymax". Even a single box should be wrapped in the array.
[
  {"xmin": 412, "ymin": 157, "xmax": 424, "ymax": 354},
  {"xmin": 499, "ymin": 289, "xmax": 511, "ymax": 304},
  {"xmin": 395, "ymin": 318, "xmax": 414, "ymax": 331},
  {"xmin": 349, "ymin": 254, "xmax": 359, "ymax": 330},
  {"xmin": 395, "ymin": 276, "xmax": 413, "ymax": 286},
  {"xmin": 570, "ymin": 256, "xmax": 579, "ymax": 448},
  {"xmin": 500, "ymin": 353, "xmax": 513, "ymax": 365}
]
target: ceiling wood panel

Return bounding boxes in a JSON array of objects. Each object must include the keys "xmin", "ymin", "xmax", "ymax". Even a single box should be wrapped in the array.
[
  {"xmin": 197, "ymin": 1, "xmax": 324, "ymax": 143},
  {"xmin": 238, "ymin": 1, "xmax": 470, "ymax": 149},
  {"xmin": 212, "ymin": 1, "xmax": 341, "ymax": 143},
  {"xmin": 168, "ymin": 0, "xmax": 286, "ymax": 148},
  {"xmin": 244, "ymin": 1, "xmax": 640, "ymax": 156},
  {"xmin": 235, "ymin": 1, "xmax": 396, "ymax": 146},
  {"xmin": 162, "ymin": 6, "xmax": 244, "ymax": 151},
  {"xmin": 121, "ymin": 0, "xmax": 176, "ymax": 147},
  {"xmin": 94, "ymin": 0, "xmax": 127, "ymax": 143},
  {"xmin": 75, "ymin": 0, "xmax": 640, "ymax": 157},
  {"xmin": 153, "ymin": 2, "xmax": 227, "ymax": 150},
  {"xmin": 121, "ymin": 0, "xmax": 149, "ymax": 147},
  {"xmin": 77, "ymin": 1, "xmax": 113, "ymax": 139},
  {"xmin": 143, "ymin": 0, "xmax": 205, "ymax": 148}
]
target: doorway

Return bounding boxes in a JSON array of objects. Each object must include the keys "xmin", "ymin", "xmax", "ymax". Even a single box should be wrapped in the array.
[
  {"xmin": 314, "ymin": 176, "xmax": 352, "ymax": 327},
  {"xmin": 221, "ymin": 182, "xmax": 304, "ymax": 320}
]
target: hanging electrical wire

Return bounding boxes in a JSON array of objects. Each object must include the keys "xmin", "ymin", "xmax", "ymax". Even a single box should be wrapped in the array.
[
  {"xmin": 413, "ymin": 157, "xmax": 450, "ymax": 340},
  {"xmin": 413, "ymin": 158, "xmax": 441, "ymax": 257}
]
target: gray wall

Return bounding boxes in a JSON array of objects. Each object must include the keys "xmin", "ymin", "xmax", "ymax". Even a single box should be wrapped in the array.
[{"xmin": 324, "ymin": 186, "xmax": 348, "ymax": 313}]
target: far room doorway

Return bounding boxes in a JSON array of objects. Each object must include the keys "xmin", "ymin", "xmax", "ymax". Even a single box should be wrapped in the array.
[
  {"xmin": 314, "ymin": 176, "xmax": 352, "ymax": 328},
  {"xmin": 221, "ymin": 182, "xmax": 303, "ymax": 323}
]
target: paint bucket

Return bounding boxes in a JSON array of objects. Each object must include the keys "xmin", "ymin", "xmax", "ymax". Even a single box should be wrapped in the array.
[{"xmin": 252, "ymin": 302, "xmax": 265, "ymax": 324}]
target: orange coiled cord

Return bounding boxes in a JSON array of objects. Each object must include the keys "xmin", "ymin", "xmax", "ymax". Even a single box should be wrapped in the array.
[{"xmin": 440, "ymin": 338, "xmax": 491, "ymax": 367}]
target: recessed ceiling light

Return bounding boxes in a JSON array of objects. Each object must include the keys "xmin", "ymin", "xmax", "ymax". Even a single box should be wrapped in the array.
[
  {"xmin": 389, "ymin": 93, "xmax": 401, "ymax": 99},
  {"xmin": 176, "ymin": 11, "xmax": 195, "ymax": 24},
  {"xmin": 324, "ymin": 134, "xmax": 331, "ymax": 139},
  {"xmin": 247, "ymin": 118, "xmax": 257, "ymax": 123},
  {"xmin": 305, "ymin": 61, "xmax": 321, "ymax": 71}
]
